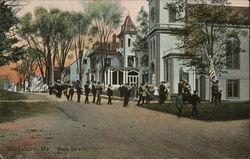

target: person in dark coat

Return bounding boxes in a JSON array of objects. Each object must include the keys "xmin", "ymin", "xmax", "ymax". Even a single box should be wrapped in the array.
[
  {"xmin": 136, "ymin": 83, "xmax": 144, "ymax": 106},
  {"xmin": 107, "ymin": 85, "xmax": 113, "ymax": 105},
  {"xmin": 69, "ymin": 86, "xmax": 74, "ymax": 101},
  {"xmin": 76, "ymin": 85, "xmax": 82, "ymax": 103},
  {"xmin": 123, "ymin": 83, "xmax": 131, "ymax": 107},
  {"xmin": 92, "ymin": 81, "xmax": 96, "ymax": 103},
  {"xmin": 159, "ymin": 81, "xmax": 166, "ymax": 104},
  {"xmin": 178, "ymin": 80, "xmax": 184, "ymax": 95},
  {"xmin": 176, "ymin": 93, "xmax": 184, "ymax": 118},
  {"xmin": 216, "ymin": 90, "xmax": 222, "ymax": 104},
  {"xmin": 84, "ymin": 81, "xmax": 90, "ymax": 104},
  {"xmin": 190, "ymin": 90, "xmax": 200, "ymax": 117}
]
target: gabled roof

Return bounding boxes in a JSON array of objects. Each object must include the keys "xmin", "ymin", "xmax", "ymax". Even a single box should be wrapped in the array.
[
  {"xmin": 118, "ymin": 15, "xmax": 136, "ymax": 37},
  {"xmin": 122, "ymin": 16, "xmax": 135, "ymax": 32}
]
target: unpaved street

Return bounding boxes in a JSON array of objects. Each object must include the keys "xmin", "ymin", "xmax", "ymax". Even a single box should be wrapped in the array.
[{"xmin": 0, "ymin": 93, "xmax": 249, "ymax": 159}]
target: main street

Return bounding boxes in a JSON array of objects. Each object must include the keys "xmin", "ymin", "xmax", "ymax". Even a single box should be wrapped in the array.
[{"xmin": 0, "ymin": 93, "xmax": 248, "ymax": 159}]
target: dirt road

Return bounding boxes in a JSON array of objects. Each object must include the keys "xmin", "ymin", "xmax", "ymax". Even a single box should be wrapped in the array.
[{"xmin": 0, "ymin": 93, "xmax": 249, "ymax": 159}]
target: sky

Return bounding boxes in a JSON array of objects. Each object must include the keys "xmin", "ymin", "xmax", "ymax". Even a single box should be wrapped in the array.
[{"xmin": 0, "ymin": 0, "xmax": 249, "ymax": 83}]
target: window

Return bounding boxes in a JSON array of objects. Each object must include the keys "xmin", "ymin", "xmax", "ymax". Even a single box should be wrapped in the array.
[
  {"xmin": 164, "ymin": 60, "xmax": 170, "ymax": 82},
  {"xmin": 169, "ymin": 4, "xmax": 177, "ymax": 23},
  {"xmin": 128, "ymin": 56, "xmax": 135, "ymax": 67},
  {"xmin": 106, "ymin": 58, "xmax": 112, "ymax": 67},
  {"xmin": 150, "ymin": 41, "xmax": 153, "ymax": 59},
  {"xmin": 112, "ymin": 71, "xmax": 117, "ymax": 85},
  {"xmin": 227, "ymin": 80, "xmax": 239, "ymax": 98},
  {"xmin": 226, "ymin": 37, "xmax": 240, "ymax": 69},
  {"xmin": 76, "ymin": 68, "xmax": 79, "ymax": 74},
  {"xmin": 152, "ymin": 39, "xmax": 155, "ymax": 59},
  {"xmin": 83, "ymin": 59, "xmax": 87, "ymax": 64},
  {"xmin": 121, "ymin": 40, "xmax": 124, "ymax": 48},
  {"xmin": 128, "ymin": 38, "xmax": 131, "ymax": 47},
  {"xmin": 107, "ymin": 43, "xmax": 112, "ymax": 50}
]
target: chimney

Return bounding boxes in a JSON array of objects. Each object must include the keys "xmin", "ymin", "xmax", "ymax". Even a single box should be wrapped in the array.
[{"xmin": 112, "ymin": 34, "xmax": 116, "ymax": 43}]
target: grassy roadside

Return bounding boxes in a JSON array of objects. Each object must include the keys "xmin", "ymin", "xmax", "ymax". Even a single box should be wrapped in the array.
[
  {"xmin": 0, "ymin": 90, "xmax": 54, "ymax": 123},
  {"xmin": 139, "ymin": 102, "xmax": 250, "ymax": 121},
  {"xmin": 0, "ymin": 102, "xmax": 54, "ymax": 123},
  {"xmin": 0, "ymin": 90, "xmax": 28, "ymax": 100}
]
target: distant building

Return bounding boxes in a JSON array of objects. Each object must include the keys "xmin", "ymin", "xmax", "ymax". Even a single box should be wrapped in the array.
[{"xmin": 66, "ymin": 16, "xmax": 140, "ymax": 88}]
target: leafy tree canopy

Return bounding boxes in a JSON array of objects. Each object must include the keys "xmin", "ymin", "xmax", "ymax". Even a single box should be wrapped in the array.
[
  {"xmin": 165, "ymin": 0, "xmax": 248, "ymax": 75},
  {"xmin": 0, "ymin": 0, "xmax": 24, "ymax": 66}
]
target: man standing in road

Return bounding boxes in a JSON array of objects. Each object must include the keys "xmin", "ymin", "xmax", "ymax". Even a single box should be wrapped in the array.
[
  {"xmin": 159, "ymin": 81, "xmax": 166, "ymax": 104},
  {"xmin": 123, "ymin": 83, "xmax": 131, "ymax": 107},
  {"xmin": 76, "ymin": 84, "xmax": 82, "ymax": 103},
  {"xmin": 92, "ymin": 81, "xmax": 96, "ymax": 103},
  {"xmin": 107, "ymin": 84, "xmax": 113, "ymax": 105},
  {"xmin": 84, "ymin": 81, "xmax": 90, "ymax": 104},
  {"xmin": 136, "ymin": 83, "xmax": 144, "ymax": 106},
  {"xmin": 190, "ymin": 90, "xmax": 200, "ymax": 117}
]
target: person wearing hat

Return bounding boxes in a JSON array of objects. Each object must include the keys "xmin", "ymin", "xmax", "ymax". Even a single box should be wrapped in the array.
[
  {"xmin": 176, "ymin": 93, "xmax": 184, "ymax": 118},
  {"xmin": 92, "ymin": 81, "xmax": 97, "ymax": 103},
  {"xmin": 84, "ymin": 81, "xmax": 90, "ymax": 104},
  {"xmin": 123, "ymin": 83, "xmax": 131, "ymax": 107},
  {"xmin": 107, "ymin": 84, "xmax": 113, "ymax": 105},
  {"xmin": 190, "ymin": 90, "xmax": 200, "ymax": 117},
  {"xmin": 159, "ymin": 81, "xmax": 166, "ymax": 104},
  {"xmin": 136, "ymin": 83, "xmax": 144, "ymax": 106}
]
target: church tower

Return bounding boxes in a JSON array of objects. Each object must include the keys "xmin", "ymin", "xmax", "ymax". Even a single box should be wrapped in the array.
[{"xmin": 148, "ymin": 0, "xmax": 196, "ymax": 93}]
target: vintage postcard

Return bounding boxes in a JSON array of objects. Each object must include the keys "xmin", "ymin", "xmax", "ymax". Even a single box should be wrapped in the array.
[{"xmin": 0, "ymin": 0, "xmax": 249, "ymax": 159}]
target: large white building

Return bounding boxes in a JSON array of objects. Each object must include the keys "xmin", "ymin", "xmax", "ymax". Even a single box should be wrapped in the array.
[{"xmin": 147, "ymin": 0, "xmax": 249, "ymax": 101}]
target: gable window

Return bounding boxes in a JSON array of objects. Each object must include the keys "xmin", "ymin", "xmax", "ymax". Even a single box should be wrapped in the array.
[
  {"xmin": 106, "ymin": 58, "xmax": 112, "ymax": 67},
  {"xmin": 226, "ymin": 37, "xmax": 240, "ymax": 69},
  {"xmin": 227, "ymin": 80, "xmax": 239, "ymax": 98},
  {"xmin": 128, "ymin": 56, "xmax": 135, "ymax": 67},
  {"xmin": 128, "ymin": 38, "xmax": 131, "ymax": 47},
  {"xmin": 169, "ymin": 4, "xmax": 177, "ymax": 23}
]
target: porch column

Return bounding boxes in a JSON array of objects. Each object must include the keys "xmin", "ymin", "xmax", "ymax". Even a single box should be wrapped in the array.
[
  {"xmin": 117, "ymin": 71, "xmax": 119, "ymax": 85},
  {"xmin": 123, "ymin": 70, "xmax": 126, "ymax": 85},
  {"xmin": 110, "ymin": 70, "xmax": 113, "ymax": 85},
  {"xmin": 104, "ymin": 70, "xmax": 107, "ymax": 85},
  {"xmin": 107, "ymin": 69, "xmax": 110, "ymax": 85}
]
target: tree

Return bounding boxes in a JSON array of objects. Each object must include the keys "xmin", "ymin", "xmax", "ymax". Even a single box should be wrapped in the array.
[
  {"xmin": 19, "ymin": 7, "xmax": 77, "ymax": 84},
  {"xmin": 86, "ymin": 0, "xmax": 123, "ymax": 82},
  {"xmin": 133, "ymin": 7, "xmax": 149, "ymax": 68},
  {"xmin": 51, "ymin": 10, "xmax": 77, "ymax": 81},
  {"xmin": 12, "ymin": 47, "xmax": 38, "ymax": 91},
  {"xmin": 71, "ymin": 12, "xmax": 93, "ymax": 82},
  {"xmin": 0, "ymin": 0, "xmax": 24, "ymax": 66},
  {"xmin": 165, "ymin": 0, "xmax": 247, "ymax": 77}
]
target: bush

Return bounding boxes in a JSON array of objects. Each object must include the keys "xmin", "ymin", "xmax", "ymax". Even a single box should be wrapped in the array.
[
  {"xmin": 139, "ymin": 102, "xmax": 250, "ymax": 121},
  {"xmin": 112, "ymin": 88, "xmax": 120, "ymax": 97}
]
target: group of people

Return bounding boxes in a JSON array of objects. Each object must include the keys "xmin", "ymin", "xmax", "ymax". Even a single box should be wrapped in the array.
[
  {"xmin": 48, "ymin": 79, "xmax": 222, "ymax": 118},
  {"xmin": 136, "ymin": 82, "xmax": 169, "ymax": 106},
  {"xmin": 176, "ymin": 79, "xmax": 201, "ymax": 118}
]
